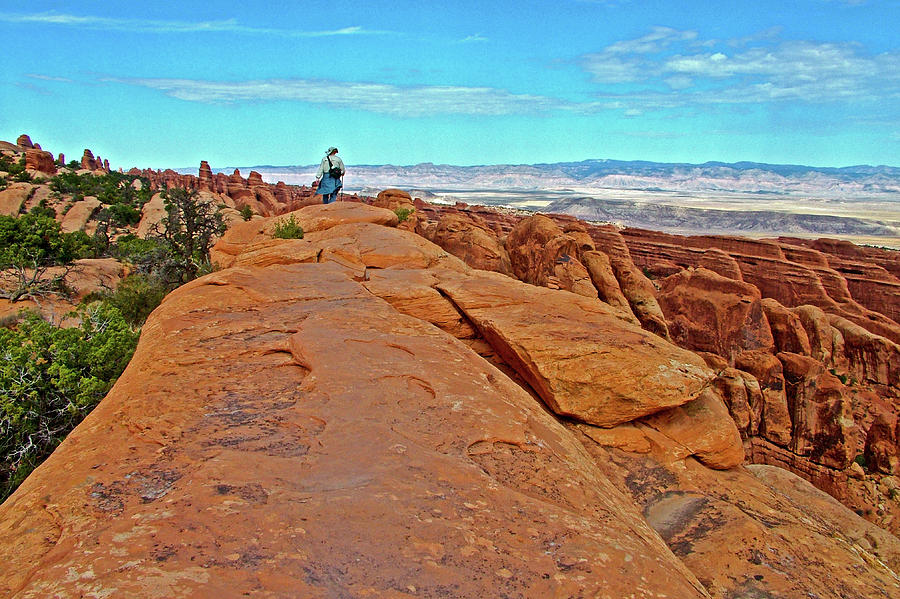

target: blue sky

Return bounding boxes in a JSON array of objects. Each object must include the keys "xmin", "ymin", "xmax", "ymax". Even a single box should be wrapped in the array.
[{"xmin": 1, "ymin": 0, "xmax": 898, "ymax": 170}]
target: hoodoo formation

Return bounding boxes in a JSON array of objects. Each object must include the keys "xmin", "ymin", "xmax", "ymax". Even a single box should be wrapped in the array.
[{"xmin": 1, "ymin": 137, "xmax": 899, "ymax": 597}]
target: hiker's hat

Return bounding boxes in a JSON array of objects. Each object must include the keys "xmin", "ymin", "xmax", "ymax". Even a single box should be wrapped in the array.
[{"xmin": 326, "ymin": 147, "xmax": 338, "ymax": 155}]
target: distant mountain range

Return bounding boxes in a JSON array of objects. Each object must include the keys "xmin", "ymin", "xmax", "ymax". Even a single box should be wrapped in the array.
[
  {"xmin": 188, "ymin": 159, "xmax": 900, "ymax": 198},
  {"xmin": 542, "ymin": 195, "xmax": 899, "ymax": 238},
  {"xmin": 178, "ymin": 158, "xmax": 899, "ymax": 243}
]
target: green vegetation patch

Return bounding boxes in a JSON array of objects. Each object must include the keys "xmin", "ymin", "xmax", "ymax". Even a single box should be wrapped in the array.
[
  {"xmin": 0, "ymin": 305, "xmax": 139, "ymax": 501},
  {"xmin": 0, "ymin": 210, "xmax": 95, "ymax": 302},
  {"xmin": 50, "ymin": 171, "xmax": 152, "ymax": 227},
  {"xmin": 394, "ymin": 207, "xmax": 414, "ymax": 223},
  {"xmin": 273, "ymin": 214, "xmax": 304, "ymax": 239},
  {"xmin": 0, "ymin": 155, "xmax": 31, "ymax": 183}
]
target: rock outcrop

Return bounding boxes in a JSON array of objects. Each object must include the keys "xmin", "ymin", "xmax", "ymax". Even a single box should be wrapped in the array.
[
  {"xmin": 3, "ymin": 136, "xmax": 900, "ymax": 594},
  {"xmin": 0, "ymin": 183, "xmax": 32, "ymax": 216},
  {"xmin": 421, "ymin": 211, "xmax": 513, "ymax": 274},
  {"xmin": 3, "ymin": 203, "xmax": 898, "ymax": 597},
  {"xmin": 24, "ymin": 148, "xmax": 56, "ymax": 175},
  {"xmin": 658, "ymin": 267, "xmax": 775, "ymax": 360},
  {"xmin": 410, "ymin": 200, "xmax": 899, "ymax": 534}
]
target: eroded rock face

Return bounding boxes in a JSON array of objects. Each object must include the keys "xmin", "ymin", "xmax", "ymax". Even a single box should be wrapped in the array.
[
  {"xmin": 827, "ymin": 314, "xmax": 900, "ymax": 386},
  {"xmin": 734, "ymin": 350, "xmax": 792, "ymax": 447},
  {"xmin": 865, "ymin": 413, "xmax": 900, "ymax": 474},
  {"xmin": 762, "ymin": 298, "xmax": 812, "ymax": 355},
  {"xmin": 24, "ymin": 148, "xmax": 57, "ymax": 175},
  {"xmin": 607, "ymin": 253, "xmax": 671, "ymax": 339},
  {"xmin": 0, "ymin": 215, "xmax": 711, "ymax": 598},
  {"xmin": 712, "ymin": 367, "xmax": 763, "ymax": 439},
  {"xmin": 421, "ymin": 212, "xmax": 513, "ymax": 275},
  {"xmin": 436, "ymin": 270, "xmax": 714, "ymax": 428},
  {"xmin": 581, "ymin": 250, "xmax": 640, "ymax": 324},
  {"xmin": 81, "ymin": 148, "xmax": 102, "ymax": 171},
  {"xmin": 658, "ymin": 267, "xmax": 775, "ymax": 360},
  {"xmin": 406, "ymin": 199, "xmax": 900, "ymax": 536},
  {"xmin": 15, "ymin": 134, "xmax": 33, "ymax": 149},
  {"xmin": 3, "ymin": 203, "xmax": 900, "ymax": 597},
  {"xmin": 778, "ymin": 352, "xmax": 856, "ymax": 469},
  {"xmin": 506, "ymin": 215, "xmax": 596, "ymax": 298}
]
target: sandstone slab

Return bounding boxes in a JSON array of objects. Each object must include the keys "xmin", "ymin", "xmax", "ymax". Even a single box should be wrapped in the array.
[
  {"xmin": 574, "ymin": 436, "xmax": 900, "ymax": 599},
  {"xmin": 422, "ymin": 212, "xmax": 512, "ymax": 275},
  {"xmin": 0, "ymin": 183, "xmax": 32, "ymax": 216},
  {"xmin": 212, "ymin": 203, "xmax": 400, "ymax": 268},
  {"xmin": 60, "ymin": 196, "xmax": 102, "ymax": 233},
  {"xmin": 581, "ymin": 249, "xmax": 640, "ymax": 324},
  {"xmin": 0, "ymin": 261, "xmax": 707, "ymax": 598},
  {"xmin": 436, "ymin": 270, "xmax": 714, "ymax": 427}
]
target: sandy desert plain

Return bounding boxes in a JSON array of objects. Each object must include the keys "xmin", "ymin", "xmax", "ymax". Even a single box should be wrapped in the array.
[{"xmin": 400, "ymin": 187, "xmax": 900, "ymax": 249}]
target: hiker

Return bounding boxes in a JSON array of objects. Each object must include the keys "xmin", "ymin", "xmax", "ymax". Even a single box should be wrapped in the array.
[{"xmin": 313, "ymin": 147, "xmax": 345, "ymax": 204}]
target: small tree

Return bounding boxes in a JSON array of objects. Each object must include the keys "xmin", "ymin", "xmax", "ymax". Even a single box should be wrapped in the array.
[
  {"xmin": 0, "ymin": 304, "xmax": 139, "ymax": 500},
  {"xmin": 0, "ymin": 210, "xmax": 93, "ymax": 302},
  {"xmin": 153, "ymin": 187, "xmax": 225, "ymax": 284}
]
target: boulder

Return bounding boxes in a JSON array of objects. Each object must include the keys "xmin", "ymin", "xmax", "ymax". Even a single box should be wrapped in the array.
[
  {"xmin": 373, "ymin": 188, "xmax": 415, "ymax": 212},
  {"xmin": 436, "ymin": 270, "xmax": 714, "ymax": 427},
  {"xmin": 639, "ymin": 388, "xmax": 745, "ymax": 469},
  {"xmin": 15, "ymin": 134, "xmax": 33, "ymax": 149},
  {"xmin": 25, "ymin": 148, "xmax": 57, "ymax": 175},
  {"xmin": 505, "ymin": 215, "xmax": 597, "ymax": 298}
]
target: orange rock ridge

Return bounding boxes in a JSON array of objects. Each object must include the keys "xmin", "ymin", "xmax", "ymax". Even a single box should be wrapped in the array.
[{"xmin": 3, "ymin": 138, "xmax": 900, "ymax": 595}]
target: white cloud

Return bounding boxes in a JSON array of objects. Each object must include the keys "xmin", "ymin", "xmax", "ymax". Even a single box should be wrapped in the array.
[
  {"xmin": 106, "ymin": 77, "xmax": 564, "ymax": 117},
  {"xmin": 459, "ymin": 34, "xmax": 488, "ymax": 43},
  {"xmin": 26, "ymin": 73, "xmax": 73, "ymax": 82},
  {"xmin": 603, "ymin": 26, "xmax": 698, "ymax": 55},
  {"xmin": 0, "ymin": 12, "xmax": 382, "ymax": 37},
  {"xmin": 580, "ymin": 28, "xmax": 900, "ymax": 111}
]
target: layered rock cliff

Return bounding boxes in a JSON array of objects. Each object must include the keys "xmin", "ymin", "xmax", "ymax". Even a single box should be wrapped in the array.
[
  {"xmin": 412, "ymin": 198, "xmax": 900, "ymax": 538},
  {"xmin": 2, "ymin": 202, "xmax": 899, "ymax": 598}
]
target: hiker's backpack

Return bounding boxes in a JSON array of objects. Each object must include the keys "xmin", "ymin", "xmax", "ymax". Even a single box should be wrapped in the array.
[{"xmin": 327, "ymin": 157, "xmax": 342, "ymax": 179}]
